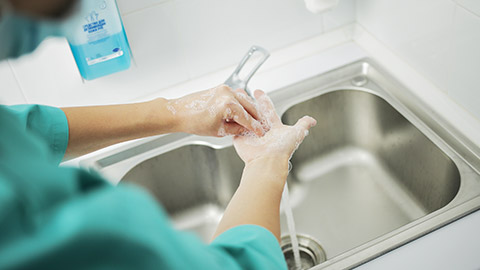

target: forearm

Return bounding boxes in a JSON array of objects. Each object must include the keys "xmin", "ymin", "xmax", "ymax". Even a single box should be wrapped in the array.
[
  {"xmin": 212, "ymin": 155, "xmax": 289, "ymax": 243},
  {"xmin": 61, "ymin": 98, "xmax": 179, "ymax": 159}
]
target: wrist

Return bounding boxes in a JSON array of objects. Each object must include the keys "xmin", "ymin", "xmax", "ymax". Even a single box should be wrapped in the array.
[
  {"xmin": 145, "ymin": 98, "xmax": 183, "ymax": 134},
  {"xmin": 245, "ymin": 154, "xmax": 290, "ymax": 168},
  {"xmin": 242, "ymin": 155, "xmax": 290, "ymax": 190}
]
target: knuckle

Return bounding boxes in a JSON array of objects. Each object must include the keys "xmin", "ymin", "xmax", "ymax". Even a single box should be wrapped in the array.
[
  {"xmin": 224, "ymin": 107, "xmax": 233, "ymax": 117},
  {"xmin": 235, "ymin": 91, "xmax": 248, "ymax": 100},
  {"xmin": 218, "ymin": 84, "xmax": 232, "ymax": 92},
  {"xmin": 217, "ymin": 96, "xmax": 231, "ymax": 106},
  {"xmin": 225, "ymin": 98, "xmax": 239, "ymax": 107}
]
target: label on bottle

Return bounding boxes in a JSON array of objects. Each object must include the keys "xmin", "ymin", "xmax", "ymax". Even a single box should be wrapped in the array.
[
  {"xmin": 66, "ymin": 0, "xmax": 131, "ymax": 79},
  {"xmin": 65, "ymin": 0, "xmax": 123, "ymax": 45},
  {"xmin": 86, "ymin": 49, "xmax": 123, "ymax": 65}
]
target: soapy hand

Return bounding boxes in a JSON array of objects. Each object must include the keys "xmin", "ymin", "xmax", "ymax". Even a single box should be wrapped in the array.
[
  {"xmin": 167, "ymin": 85, "xmax": 265, "ymax": 137},
  {"xmin": 233, "ymin": 90, "xmax": 317, "ymax": 164}
]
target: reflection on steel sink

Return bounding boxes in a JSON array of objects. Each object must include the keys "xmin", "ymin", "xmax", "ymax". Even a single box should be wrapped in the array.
[
  {"xmin": 280, "ymin": 90, "xmax": 460, "ymax": 260},
  {"xmin": 81, "ymin": 59, "xmax": 480, "ymax": 269},
  {"xmin": 121, "ymin": 145, "xmax": 243, "ymax": 241}
]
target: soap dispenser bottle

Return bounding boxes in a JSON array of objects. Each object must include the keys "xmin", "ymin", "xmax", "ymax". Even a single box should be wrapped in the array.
[{"xmin": 65, "ymin": 0, "xmax": 131, "ymax": 80}]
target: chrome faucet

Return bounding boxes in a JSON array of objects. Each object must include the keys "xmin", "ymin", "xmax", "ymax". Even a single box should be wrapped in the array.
[{"xmin": 224, "ymin": 45, "xmax": 270, "ymax": 97}]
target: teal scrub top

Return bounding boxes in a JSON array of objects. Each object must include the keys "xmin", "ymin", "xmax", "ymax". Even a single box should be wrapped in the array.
[{"xmin": 0, "ymin": 104, "xmax": 287, "ymax": 270}]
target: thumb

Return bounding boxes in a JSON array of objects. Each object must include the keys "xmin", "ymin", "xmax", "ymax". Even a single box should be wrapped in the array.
[
  {"xmin": 294, "ymin": 116, "xmax": 317, "ymax": 131},
  {"xmin": 293, "ymin": 115, "xmax": 317, "ymax": 141}
]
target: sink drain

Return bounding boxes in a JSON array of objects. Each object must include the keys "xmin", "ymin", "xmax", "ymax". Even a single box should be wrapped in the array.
[{"xmin": 281, "ymin": 234, "xmax": 326, "ymax": 270}]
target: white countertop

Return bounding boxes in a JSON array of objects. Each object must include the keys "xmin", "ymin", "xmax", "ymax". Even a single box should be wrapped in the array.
[
  {"xmin": 64, "ymin": 24, "xmax": 480, "ymax": 270},
  {"xmin": 357, "ymin": 210, "xmax": 480, "ymax": 269}
]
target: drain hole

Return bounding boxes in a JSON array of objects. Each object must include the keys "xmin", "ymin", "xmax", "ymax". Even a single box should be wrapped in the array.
[{"xmin": 281, "ymin": 234, "xmax": 326, "ymax": 270}]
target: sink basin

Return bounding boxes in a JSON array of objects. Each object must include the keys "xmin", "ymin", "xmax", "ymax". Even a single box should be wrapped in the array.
[
  {"xmin": 81, "ymin": 59, "xmax": 480, "ymax": 269},
  {"xmin": 122, "ymin": 145, "xmax": 243, "ymax": 241},
  {"xmin": 280, "ymin": 90, "xmax": 459, "ymax": 258}
]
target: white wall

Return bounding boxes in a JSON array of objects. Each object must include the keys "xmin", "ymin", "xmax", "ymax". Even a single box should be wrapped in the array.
[
  {"xmin": 356, "ymin": 0, "xmax": 480, "ymax": 120},
  {"xmin": 0, "ymin": 0, "xmax": 355, "ymax": 107},
  {"xmin": 2, "ymin": 0, "xmax": 478, "ymax": 119}
]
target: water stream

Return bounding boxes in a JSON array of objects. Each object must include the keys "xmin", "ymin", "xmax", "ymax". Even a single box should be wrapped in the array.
[{"xmin": 282, "ymin": 182, "xmax": 301, "ymax": 270}]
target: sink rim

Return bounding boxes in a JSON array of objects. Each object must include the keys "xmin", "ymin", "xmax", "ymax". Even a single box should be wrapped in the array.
[{"xmin": 79, "ymin": 58, "xmax": 480, "ymax": 269}]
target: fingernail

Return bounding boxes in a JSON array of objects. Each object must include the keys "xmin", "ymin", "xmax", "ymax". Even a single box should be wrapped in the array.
[
  {"xmin": 256, "ymin": 126, "xmax": 265, "ymax": 136},
  {"xmin": 256, "ymin": 128, "xmax": 264, "ymax": 136}
]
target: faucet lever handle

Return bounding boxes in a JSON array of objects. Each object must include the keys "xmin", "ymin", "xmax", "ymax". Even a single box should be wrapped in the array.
[{"xmin": 224, "ymin": 45, "xmax": 270, "ymax": 97}]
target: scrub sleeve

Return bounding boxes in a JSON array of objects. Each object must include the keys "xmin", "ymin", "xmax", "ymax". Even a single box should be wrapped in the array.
[
  {"xmin": 7, "ymin": 104, "xmax": 69, "ymax": 164},
  {"xmin": 0, "ymin": 105, "xmax": 287, "ymax": 270}
]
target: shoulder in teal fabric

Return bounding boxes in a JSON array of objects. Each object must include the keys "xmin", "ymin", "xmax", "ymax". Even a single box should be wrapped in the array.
[{"xmin": 0, "ymin": 105, "xmax": 287, "ymax": 269}]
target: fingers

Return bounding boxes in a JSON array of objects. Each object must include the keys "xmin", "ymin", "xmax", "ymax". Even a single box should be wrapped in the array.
[
  {"xmin": 253, "ymin": 89, "xmax": 264, "ymax": 100},
  {"xmin": 227, "ymin": 102, "xmax": 265, "ymax": 136},
  {"xmin": 295, "ymin": 115, "xmax": 317, "ymax": 129},
  {"xmin": 254, "ymin": 90, "xmax": 281, "ymax": 126},
  {"xmin": 222, "ymin": 122, "xmax": 249, "ymax": 136},
  {"xmin": 234, "ymin": 89, "xmax": 261, "ymax": 120},
  {"xmin": 293, "ymin": 116, "xmax": 317, "ymax": 141}
]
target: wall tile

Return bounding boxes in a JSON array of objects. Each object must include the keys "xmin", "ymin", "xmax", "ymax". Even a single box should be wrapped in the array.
[
  {"xmin": 8, "ymin": 38, "xmax": 83, "ymax": 107},
  {"xmin": 356, "ymin": 0, "xmax": 456, "ymax": 93},
  {"xmin": 455, "ymin": 0, "xmax": 480, "ymax": 17},
  {"xmin": 357, "ymin": 0, "xmax": 480, "ymax": 120},
  {"xmin": 323, "ymin": 0, "xmax": 356, "ymax": 32},
  {"xmin": 121, "ymin": 1, "xmax": 190, "ymax": 92},
  {"xmin": 9, "ymin": 1, "xmax": 189, "ymax": 107},
  {"xmin": 116, "ymin": 0, "xmax": 172, "ymax": 15},
  {"xmin": 447, "ymin": 6, "xmax": 480, "ymax": 119},
  {"xmin": 9, "ymin": 37, "xmax": 151, "ymax": 107},
  {"xmin": 8, "ymin": 0, "xmax": 358, "ymax": 107},
  {"xmin": 172, "ymin": 0, "xmax": 325, "ymax": 79},
  {"xmin": 0, "ymin": 61, "xmax": 27, "ymax": 105}
]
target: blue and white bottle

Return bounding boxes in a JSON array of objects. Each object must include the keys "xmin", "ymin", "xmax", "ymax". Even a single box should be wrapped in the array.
[{"xmin": 66, "ymin": 0, "xmax": 131, "ymax": 80}]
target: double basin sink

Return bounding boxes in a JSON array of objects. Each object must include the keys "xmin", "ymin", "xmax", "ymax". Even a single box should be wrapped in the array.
[{"xmin": 81, "ymin": 59, "xmax": 480, "ymax": 269}]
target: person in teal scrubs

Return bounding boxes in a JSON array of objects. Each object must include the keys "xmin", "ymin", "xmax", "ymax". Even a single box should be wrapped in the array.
[{"xmin": 0, "ymin": 1, "xmax": 317, "ymax": 269}]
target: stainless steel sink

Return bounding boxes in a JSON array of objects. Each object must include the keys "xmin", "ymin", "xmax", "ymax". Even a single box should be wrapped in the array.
[
  {"xmin": 121, "ymin": 145, "xmax": 243, "ymax": 240},
  {"xmin": 280, "ymin": 90, "xmax": 460, "ymax": 259},
  {"xmin": 80, "ymin": 59, "xmax": 480, "ymax": 269}
]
